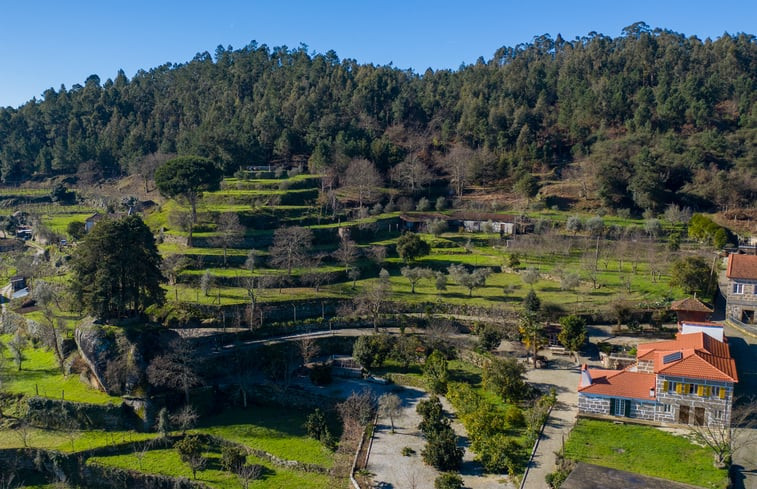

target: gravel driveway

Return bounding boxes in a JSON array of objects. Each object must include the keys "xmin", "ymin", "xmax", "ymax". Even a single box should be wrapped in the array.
[{"xmin": 367, "ymin": 386, "xmax": 515, "ymax": 489}]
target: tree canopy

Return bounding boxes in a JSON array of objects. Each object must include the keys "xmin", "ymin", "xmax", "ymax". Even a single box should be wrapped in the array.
[
  {"xmin": 71, "ymin": 215, "xmax": 164, "ymax": 320},
  {"xmin": 0, "ymin": 29, "xmax": 752, "ymax": 213},
  {"xmin": 155, "ymin": 155, "xmax": 222, "ymax": 245}
]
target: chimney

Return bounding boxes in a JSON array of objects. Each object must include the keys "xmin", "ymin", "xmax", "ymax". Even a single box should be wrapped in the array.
[
  {"xmin": 580, "ymin": 364, "xmax": 592, "ymax": 388},
  {"xmin": 649, "ymin": 387, "xmax": 655, "ymax": 398}
]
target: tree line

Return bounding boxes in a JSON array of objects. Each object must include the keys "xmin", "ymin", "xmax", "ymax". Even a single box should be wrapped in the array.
[{"xmin": 0, "ymin": 23, "xmax": 754, "ymax": 213}]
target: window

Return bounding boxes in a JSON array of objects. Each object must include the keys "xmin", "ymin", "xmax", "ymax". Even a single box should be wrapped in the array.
[
  {"xmin": 688, "ymin": 383, "xmax": 697, "ymax": 394},
  {"xmin": 712, "ymin": 386, "xmax": 721, "ymax": 398},
  {"xmin": 613, "ymin": 399, "xmax": 625, "ymax": 416},
  {"xmin": 733, "ymin": 283, "xmax": 744, "ymax": 294},
  {"xmin": 713, "ymin": 410, "xmax": 723, "ymax": 420},
  {"xmin": 663, "ymin": 404, "xmax": 672, "ymax": 413}
]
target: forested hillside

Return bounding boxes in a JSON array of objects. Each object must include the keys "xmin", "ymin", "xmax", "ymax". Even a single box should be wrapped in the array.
[{"xmin": 0, "ymin": 22, "xmax": 755, "ymax": 214}]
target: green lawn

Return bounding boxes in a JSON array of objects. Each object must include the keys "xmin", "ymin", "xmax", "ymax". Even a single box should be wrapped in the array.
[
  {"xmin": 89, "ymin": 448, "xmax": 333, "ymax": 489},
  {"xmin": 563, "ymin": 419, "xmax": 728, "ymax": 489},
  {"xmin": 196, "ymin": 406, "xmax": 335, "ymax": 468},
  {"xmin": 1, "ymin": 336, "xmax": 120, "ymax": 405},
  {"xmin": 0, "ymin": 426, "xmax": 156, "ymax": 452}
]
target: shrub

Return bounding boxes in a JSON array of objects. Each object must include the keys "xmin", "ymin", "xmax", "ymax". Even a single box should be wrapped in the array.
[
  {"xmin": 353, "ymin": 334, "xmax": 394, "ymax": 369},
  {"xmin": 435, "ymin": 472, "xmax": 463, "ymax": 489},
  {"xmin": 221, "ymin": 444, "xmax": 247, "ymax": 474},
  {"xmin": 422, "ymin": 426, "xmax": 464, "ymax": 471},
  {"xmin": 401, "ymin": 446, "xmax": 416, "ymax": 456},
  {"xmin": 505, "ymin": 405, "xmax": 526, "ymax": 428},
  {"xmin": 435, "ymin": 196, "xmax": 446, "ymax": 211},
  {"xmin": 309, "ymin": 363, "xmax": 332, "ymax": 385}
]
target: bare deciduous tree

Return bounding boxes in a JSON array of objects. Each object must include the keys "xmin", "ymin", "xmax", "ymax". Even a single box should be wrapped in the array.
[
  {"xmin": 162, "ymin": 254, "xmax": 189, "ymax": 302},
  {"xmin": 211, "ymin": 213, "xmax": 245, "ymax": 267},
  {"xmin": 130, "ymin": 152, "xmax": 173, "ymax": 193},
  {"xmin": 237, "ymin": 463, "xmax": 263, "ymax": 489},
  {"xmin": 333, "ymin": 235, "xmax": 359, "ymax": 272},
  {"xmin": 353, "ymin": 279, "xmax": 391, "ymax": 332},
  {"xmin": 33, "ymin": 281, "xmax": 67, "ymax": 373},
  {"xmin": 688, "ymin": 401, "xmax": 757, "ymax": 468},
  {"xmin": 378, "ymin": 393, "xmax": 402, "ymax": 433},
  {"xmin": 268, "ymin": 226, "xmax": 313, "ymax": 276},
  {"xmin": 342, "ymin": 158, "xmax": 383, "ymax": 209},
  {"xmin": 298, "ymin": 337, "xmax": 321, "ymax": 365},
  {"xmin": 337, "ymin": 390, "xmax": 376, "ymax": 441},
  {"xmin": 390, "ymin": 154, "xmax": 433, "ymax": 194},
  {"xmin": 442, "ymin": 145, "xmax": 474, "ymax": 198},
  {"xmin": 147, "ymin": 338, "xmax": 203, "ymax": 404},
  {"xmin": 171, "ymin": 405, "xmax": 199, "ymax": 436}
]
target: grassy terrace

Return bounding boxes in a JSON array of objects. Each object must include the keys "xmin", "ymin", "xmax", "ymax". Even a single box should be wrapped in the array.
[
  {"xmin": 196, "ymin": 406, "xmax": 336, "ymax": 467},
  {"xmin": 563, "ymin": 419, "xmax": 728, "ymax": 489},
  {"xmin": 89, "ymin": 448, "xmax": 333, "ymax": 489},
  {"xmin": 0, "ymin": 426, "xmax": 156, "ymax": 452},
  {"xmin": 0, "ymin": 334, "xmax": 120, "ymax": 405}
]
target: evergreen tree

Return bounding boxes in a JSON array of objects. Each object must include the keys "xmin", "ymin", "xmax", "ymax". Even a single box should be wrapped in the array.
[{"xmin": 71, "ymin": 215, "xmax": 164, "ymax": 320}]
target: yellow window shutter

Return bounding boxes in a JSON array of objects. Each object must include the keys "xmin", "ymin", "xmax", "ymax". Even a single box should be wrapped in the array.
[
  {"xmin": 662, "ymin": 381, "xmax": 668, "ymax": 391},
  {"xmin": 675, "ymin": 383, "xmax": 682, "ymax": 394},
  {"xmin": 704, "ymin": 386, "xmax": 711, "ymax": 397},
  {"xmin": 719, "ymin": 388, "xmax": 726, "ymax": 399},
  {"xmin": 697, "ymin": 385, "xmax": 704, "ymax": 396}
]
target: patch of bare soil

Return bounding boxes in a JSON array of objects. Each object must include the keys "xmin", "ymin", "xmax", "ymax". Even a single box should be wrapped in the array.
[{"xmin": 715, "ymin": 208, "xmax": 757, "ymax": 235}]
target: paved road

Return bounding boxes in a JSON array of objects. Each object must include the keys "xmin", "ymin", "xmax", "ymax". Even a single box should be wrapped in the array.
[
  {"xmin": 722, "ymin": 323, "xmax": 757, "ymax": 489},
  {"xmin": 521, "ymin": 357, "xmax": 581, "ymax": 489}
]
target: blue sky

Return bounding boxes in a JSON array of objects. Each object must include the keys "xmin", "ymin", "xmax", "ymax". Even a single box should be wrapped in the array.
[{"xmin": 1, "ymin": 0, "xmax": 755, "ymax": 108}]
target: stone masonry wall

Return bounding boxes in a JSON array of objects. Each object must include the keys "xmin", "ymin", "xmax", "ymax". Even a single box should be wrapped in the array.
[
  {"xmin": 655, "ymin": 375, "xmax": 732, "ymax": 427},
  {"xmin": 578, "ymin": 395, "xmax": 610, "ymax": 415},
  {"xmin": 724, "ymin": 277, "xmax": 757, "ymax": 321},
  {"xmin": 629, "ymin": 400, "xmax": 656, "ymax": 420}
]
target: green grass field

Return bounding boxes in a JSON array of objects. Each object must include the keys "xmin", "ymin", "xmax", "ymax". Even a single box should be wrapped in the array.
[
  {"xmin": 563, "ymin": 419, "xmax": 728, "ymax": 489},
  {"xmin": 196, "ymin": 406, "xmax": 336, "ymax": 467},
  {"xmin": 89, "ymin": 448, "xmax": 333, "ymax": 489},
  {"xmin": 0, "ymin": 425, "xmax": 156, "ymax": 452},
  {"xmin": 1, "ymin": 334, "xmax": 120, "ymax": 404}
]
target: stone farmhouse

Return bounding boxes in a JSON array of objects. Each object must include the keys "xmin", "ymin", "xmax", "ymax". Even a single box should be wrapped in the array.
[
  {"xmin": 724, "ymin": 253, "xmax": 757, "ymax": 324},
  {"xmin": 578, "ymin": 329, "xmax": 737, "ymax": 427}
]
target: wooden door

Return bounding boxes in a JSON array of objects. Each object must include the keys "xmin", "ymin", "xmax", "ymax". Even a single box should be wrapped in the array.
[
  {"xmin": 694, "ymin": 407, "xmax": 705, "ymax": 426},
  {"xmin": 678, "ymin": 405, "xmax": 690, "ymax": 424}
]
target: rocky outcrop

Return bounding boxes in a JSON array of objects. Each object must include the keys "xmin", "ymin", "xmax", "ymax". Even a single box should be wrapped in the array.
[
  {"xmin": 74, "ymin": 318, "xmax": 114, "ymax": 393},
  {"xmin": 74, "ymin": 318, "xmax": 171, "ymax": 396}
]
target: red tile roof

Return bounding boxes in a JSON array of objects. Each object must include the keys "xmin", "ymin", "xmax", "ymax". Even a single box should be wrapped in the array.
[
  {"xmin": 657, "ymin": 352, "xmax": 738, "ymax": 382},
  {"xmin": 637, "ymin": 332, "xmax": 730, "ymax": 360},
  {"xmin": 578, "ymin": 369, "xmax": 656, "ymax": 400},
  {"xmin": 670, "ymin": 297, "xmax": 713, "ymax": 313},
  {"xmin": 637, "ymin": 332, "xmax": 737, "ymax": 383},
  {"xmin": 726, "ymin": 253, "xmax": 757, "ymax": 280}
]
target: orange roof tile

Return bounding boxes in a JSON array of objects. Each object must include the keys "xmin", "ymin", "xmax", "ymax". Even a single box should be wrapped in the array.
[
  {"xmin": 636, "ymin": 332, "xmax": 737, "ymax": 383},
  {"xmin": 637, "ymin": 332, "xmax": 730, "ymax": 360},
  {"xmin": 726, "ymin": 253, "xmax": 757, "ymax": 280},
  {"xmin": 579, "ymin": 370, "xmax": 656, "ymax": 400},
  {"xmin": 657, "ymin": 352, "xmax": 738, "ymax": 382},
  {"xmin": 670, "ymin": 297, "xmax": 713, "ymax": 312}
]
